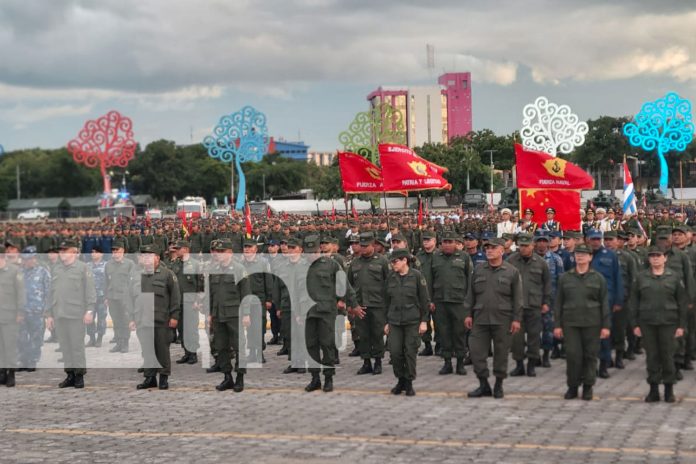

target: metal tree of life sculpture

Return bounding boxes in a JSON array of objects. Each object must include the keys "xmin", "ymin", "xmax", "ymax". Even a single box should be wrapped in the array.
[
  {"xmin": 520, "ymin": 96, "xmax": 588, "ymax": 157},
  {"xmin": 623, "ymin": 92, "xmax": 694, "ymax": 194},
  {"xmin": 338, "ymin": 102, "xmax": 406, "ymax": 165},
  {"xmin": 203, "ymin": 106, "xmax": 269, "ymax": 211},
  {"xmin": 67, "ymin": 111, "xmax": 136, "ymax": 195}
]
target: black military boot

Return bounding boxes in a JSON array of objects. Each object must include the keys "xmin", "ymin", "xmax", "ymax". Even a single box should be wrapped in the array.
[
  {"xmin": 277, "ymin": 345, "xmax": 289, "ymax": 356},
  {"xmin": 176, "ymin": 352, "xmax": 191, "ymax": 364},
  {"xmin": 357, "ymin": 359, "xmax": 373, "ymax": 375},
  {"xmin": 526, "ymin": 360, "xmax": 536, "ymax": 377},
  {"xmin": 119, "ymin": 341, "xmax": 129, "ymax": 353},
  {"xmin": 233, "ymin": 373, "xmax": 244, "ymax": 392},
  {"xmin": 624, "ymin": 340, "xmax": 636, "ymax": 360},
  {"xmin": 468, "ymin": 377, "xmax": 492, "ymax": 398},
  {"xmin": 418, "ymin": 342, "xmax": 433, "ymax": 356},
  {"xmin": 109, "ymin": 341, "xmax": 122, "ymax": 353},
  {"xmin": 675, "ymin": 365, "xmax": 683, "ymax": 381},
  {"xmin": 158, "ymin": 375, "xmax": 169, "ymax": 390},
  {"xmin": 349, "ymin": 346, "xmax": 360, "ymax": 357},
  {"xmin": 542, "ymin": 350, "xmax": 551, "ymax": 368},
  {"xmin": 137, "ymin": 376, "xmax": 158, "ymax": 390},
  {"xmin": 598, "ymin": 360, "xmax": 610, "ymax": 379},
  {"xmin": 5, "ymin": 369, "xmax": 15, "ymax": 388},
  {"xmin": 85, "ymin": 335, "xmax": 96, "ymax": 347},
  {"xmin": 391, "ymin": 378, "xmax": 405, "ymax": 395},
  {"xmin": 510, "ymin": 360, "xmax": 525, "ymax": 376},
  {"xmin": 614, "ymin": 351, "xmax": 625, "ymax": 369},
  {"xmin": 633, "ymin": 337, "xmax": 643, "ymax": 354},
  {"xmin": 95, "ymin": 334, "xmax": 103, "ymax": 348},
  {"xmin": 216, "ymin": 373, "xmax": 235, "ymax": 391},
  {"xmin": 58, "ymin": 373, "xmax": 75, "ymax": 388},
  {"xmin": 455, "ymin": 357, "xmax": 467, "ymax": 375},
  {"xmin": 581, "ymin": 384, "xmax": 593, "ymax": 401},
  {"xmin": 269, "ymin": 335, "xmax": 279, "ymax": 345},
  {"xmin": 683, "ymin": 359, "xmax": 694, "ymax": 370},
  {"xmin": 438, "ymin": 358, "xmax": 453, "ymax": 375},
  {"xmin": 283, "ymin": 365, "xmax": 298, "ymax": 374},
  {"xmin": 434, "ymin": 343, "xmax": 442, "ymax": 356},
  {"xmin": 334, "ymin": 348, "xmax": 340, "ymax": 365},
  {"xmin": 664, "ymin": 384, "xmax": 675, "ymax": 403},
  {"xmin": 564, "ymin": 386, "xmax": 578, "ymax": 400},
  {"xmin": 372, "ymin": 358, "xmax": 382, "ymax": 375},
  {"xmin": 463, "ymin": 353, "xmax": 473, "ymax": 366},
  {"xmin": 0, "ymin": 369, "xmax": 6, "ymax": 385},
  {"xmin": 187, "ymin": 353, "xmax": 198, "ymax": 365},
  {"xmin": 305, "ymin": 374, "xmax": 322, "ymax": 392},
  {"xmin": 404, "ymin": 379, "xmax": 415, "ymax": 397},
  {"xmin": 322, "ymin": 375, "xmax": 333, "ymax": 393},
  {"xmin": 550, "ymin": 346, "xmax": 561, "ymax": 359},
  {"xmin": 493, "ymin": 378, "xmax": 504, "ymax": 399},
  {"xmin": 645, "ymin": 383, "xmax": 660, "ymax": 403},
  {"xmin": 73, "ymin": 374, "xmax": 85, "ymax": 389},
  {"xmin": 206, "ymin": 362, "xmax": 222, "ymax": 374}
]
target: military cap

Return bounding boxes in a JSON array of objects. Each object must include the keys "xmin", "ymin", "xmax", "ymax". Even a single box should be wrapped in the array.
[
  {"xmin": 358, "ymin": 232, "xmax": 375, "ymax": 246},
  {"xmin": 524, "ymin": 208, "xmax": 535, "ymax": 216},
  {"xmin": 549, "ymin": 231, "xmax": 562, "ymax": 238},
  {"xmin": 441, "ymin": 230, "xmax": 459, "ymax": 241},
  {"xmin": 389, "ymin": 248, "xmax": 411, "ymax": 261},
  {"xmin": 464, "ymin": 232, "xmax": 478, "ymax": 240},
  {"xmin": 390, "ymin": 233, "xmax": 407, "ymax": 243},
  {"xmin": 502, "ymin": 233, "xmax": 515, "ymax": 241},
  {"xmin": 21, "ymin": 246, "xmax": 38, "ymax": 257},
  {"xmin": 139, "ymin": 244, "xmax": 159, "ymax": 254},
  {"xmin": 603, "ymin": 230, "xmax": 618, "ymax": 239},
  {"xmin": 546, "ymin": 207, "xmax": 556, "ymax": 214},
  {"xmin": 596, "ymin": 207, "xmax": 606, "ymax": 214},
  {"xmin": 59, "ymin": 239, "xmax": 79, "ymax": 249},
  {"xmin": 320, "ymin": 235, "xmax": 337, "ymax": 244},
  {"xmin": 286, "ymin": 237, "xmax": 302, "ymax": 248},
  {"xmin": 481, "ymin": 231, "xmax": 494, "ymax": 241},
  {"xmin": 112, "ymin": 239, "xmax": 126, "ymax": 250},
  {"xmin": 421, "ymin": 230, "xmax": 436, "ymax": 240},
  {"xmin": 672, "ymin": 225, "xmax": 690, "ymax": 234},
  {"xmin": 215, "ymin": 239, "xmax": 235, "ymax": 250},
  {"xmin": 175, "ymin": 240, "xmax": 190, "ymax": 248},
  {"xmin": 267, "ymin": 239, "xmax": 279, "ymax": 246},
  {"xmin": 647, "ymin": 246, "xmax": 665, "ymax": 256},
  {"xmin": 483, "ymin": 237, "xmax": 505, "ymax": 248},
  {"xmin": 243, "ymin": 238, "xmax": 258, "ymax": 247},
  {"xmin": 627, "ymin": 228, "xmax": 642, "ymax": 236},
  {"xmin": 656, "ymin": 227, "xmax": 672, "ymax": 239},
  {"xmin": 303, "ymin": 234, "xmax": 320, "ymax": 252},
  {"xmin": 4, "ymin": 240, "xmax": 18, "ymax": 249},
  {"xmin": 586, "ymin": 229, "xmax": 603, "ymax": 239},
  {"xmin": 500, "ymin": 208, "xmax": 512, "ymax": 215},
  {"xmin": 617, "ymin": 231, "xmax": 629, "ymax": 240},
  {"xmin": 516, "ymin": 233, "xmax": 533, "ymax": 246},
  {"xmin": 348, "ymin": 235, "xmax": 360, "ymax": 244},
  {"xmin": 533, "ymin": 230, "xmax": 550, "ymax": 241},
  {"xmin": 376, "ymin": 238, "xmax": 390, "ymax": 248},
  {"xmin": 607, "ymin": 208, "xmax": 615, "ymax": 214},
  {"xmin": 574, "ymin": 244, "xmax": 592, "ymax": 254},
  {"xmin": 92, "ymin": 245, "xmax": 103, "ymax": 253}
]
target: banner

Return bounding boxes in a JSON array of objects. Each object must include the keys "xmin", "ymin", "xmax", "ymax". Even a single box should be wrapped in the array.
[
  {"xmin": 519, "ymin": 188, "xmax": 582, "ymax": 230},
  {"xmin": 378, "ymin": 144, "xmax": 451, "ymax": 192},
  {"xmin": 515, "ymin": 144, "xmax": 594, "ymax": 189},
  {"xmin": 338, "ymin": 151, "xmax": 384, "ymax": 193}
]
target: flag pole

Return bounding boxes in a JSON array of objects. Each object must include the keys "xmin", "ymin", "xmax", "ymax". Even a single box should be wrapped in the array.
[
  {"xmin": 383, "ymin": 192, "xmax": 389, "ymax": 230},
  {"xmin": 680, "ymin": 160, "xmax": 684, "ymax": 214}
]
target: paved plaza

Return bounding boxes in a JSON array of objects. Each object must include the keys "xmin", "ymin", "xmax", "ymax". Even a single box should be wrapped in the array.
[{"xmin": 2, "ymin": 330, "xmax": 696, "ymax": 464}]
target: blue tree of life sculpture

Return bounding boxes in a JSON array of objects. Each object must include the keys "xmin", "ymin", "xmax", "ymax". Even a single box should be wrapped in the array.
[
  {"xmin": 623, "ymin": 92, "xmax": 693, "ymax": 194},
  {"xmin": 203, "ymin": 106, "xmax": 269, "ymax": 210}
]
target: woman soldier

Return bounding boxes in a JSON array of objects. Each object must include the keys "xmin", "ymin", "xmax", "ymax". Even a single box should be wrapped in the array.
[
  {"xmin": 554, "ymin": 244, "xmax": 611, "ymax": 401},
  {"xmin": 631, "ymin": 246, "xmax": 687, "ymax": 403},
  {"xmin": 383, "ymin": 248, "xmax": 430, "ymax": 396}
]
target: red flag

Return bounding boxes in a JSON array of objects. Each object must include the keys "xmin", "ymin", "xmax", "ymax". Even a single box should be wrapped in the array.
[
  {"xmin": 351, "ymin": 203, "xmax": 358, "ymax": 220},
  {"xmin": 417, "ymin": 197, "xmax": 423, "ymax": 226},
  {"xmin": 338, "ymin": 151, "xmax": 384, "ymax": 193},
  {"xmin": 266, "ymin": 206, "xmax": 272, "ymax": 219},
  {"xmin": 244, "ymin": 202, "xmax": 253, "ymax": 238},
  {"xmin": 179, "ymin": 212, "xmax": 189, "ymax": 238},
  {"xmin": 331, "ymin": 201, "xmax": 336, "ymax": 222},
  {"xmin": 282, "ymin": 211, "xmax": 288, "ymax": 221},
  {"xmin": 515, "ymin": 144, "xmax": 594, "ymax": 189},
  {"xmin": 145, "ymin": 211, "xmax": 151, "ymax": 229},
  {"xmin": 378, "ymin": 144, "xmax": 451, "ymax": 192},
  {"xmin": 519, "ymin": 189, "xmax": 582, "ymax": 230}
]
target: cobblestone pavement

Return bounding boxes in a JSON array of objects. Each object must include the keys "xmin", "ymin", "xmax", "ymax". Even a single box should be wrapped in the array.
[{"xmin": 2, "ymin": 329, "xmax": 696, "ymax": 464}]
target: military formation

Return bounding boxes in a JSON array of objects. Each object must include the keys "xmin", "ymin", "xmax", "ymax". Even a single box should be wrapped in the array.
[{"xmin": 0, "ymin": 204, "xmax": 694, "ymax": 402}]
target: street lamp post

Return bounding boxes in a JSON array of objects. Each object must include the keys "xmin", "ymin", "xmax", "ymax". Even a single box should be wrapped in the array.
[{"xmin": 484, "ymin": 150, "xmax": 497, "ymax": 206}]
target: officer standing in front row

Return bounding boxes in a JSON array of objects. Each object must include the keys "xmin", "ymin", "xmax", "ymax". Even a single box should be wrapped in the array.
[
  {"xmin": 465, "ymin": 237, "xmax": 523, "ymax": 399},
  {"xmin": 0, "ymin": 245, "xmax": 25, "ymax": 388},
  {"xmin": 131, "ymin": 244, "xmax": 181, "ymax": 390},
  {"xmin": 630, "ymin": 246, "xmax": 687, "ymax": 403},
  {"xmin": 554, "ymin": 244, "xmax": 611, "ymax": 401},
  {"xmin": 384, "ymin": 248, "xmax": 430, "ymax": 396}
]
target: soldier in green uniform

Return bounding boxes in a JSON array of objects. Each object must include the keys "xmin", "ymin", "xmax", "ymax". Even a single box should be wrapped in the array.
[
  {"xmin": 47, "ymin": 239, "xmax": 96, "ymax": 389},
  {"xmin": 347, "ymin": 232, "xmax": 390, "ymax": 375},
  {"xmin": 384, "ymin": 248, "xmax": 429, "ymax": 396},
  {"xmin": 465, "ymin": 237, "xmax": 522, "ymax": 399},
  {"xmin": 631, "ymin": 246, "xmax": 687, "ymax": 403},
  {"xmin": 415, "ymin": 230, "xmax": 437, "ymax": 357},
  {"xmin": 554, "ymin": 244, "xmax": 611, "ymax": 401},
  {"xmin": 670, "ymin": 225, "xmax": 696, "ymax": 371},
  {"xmin": 173, "ymin": 240, "xmax": 205, "ymax": 365},
  {"xmin": 507, "ymin": 233, "xmax": 551, "ymax": 377},
  {"xmin": 131, "ymin": 244, "xmax": 181, "ymax": 390},
  {"xmin": 105, "ymin": 239, "xmax": 137, "ymax": 353},
  {"xmin": 304, "ymin": 235, "xmax": 357, "ymax": 393},
  {"xmin": 0, "ymin": 245, "xmax": 25, "ymax": 388},
  {"xmin": 431, "ymin": 230, "xmax": 473, "ymax": 375},
  {"xmin": 208, "ymin": 239, "xmax": 251, "ymax": 392},
  {"xmin": 241, "ymin": 238, "xmax": 274, "ymax": 364}
]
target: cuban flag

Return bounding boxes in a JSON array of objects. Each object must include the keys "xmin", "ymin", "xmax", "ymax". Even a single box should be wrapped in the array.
[{"xmin": 623, "ymin": 161, "xmax": 637, "ymax": 215}]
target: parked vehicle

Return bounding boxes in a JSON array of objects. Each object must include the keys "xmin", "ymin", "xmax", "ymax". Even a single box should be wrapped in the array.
[{"xmin": 17, "ymin": 208, "xmax": 49, "ymax": 220}]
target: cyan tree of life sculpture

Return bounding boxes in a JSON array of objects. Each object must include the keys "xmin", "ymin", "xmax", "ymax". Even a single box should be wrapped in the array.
[
  {"xmin": 66, "ymin": 110, "xmax": 137, "ymax": 196},
  {"xmin": 203, "ymin": 106, "xmax": 269, "ymax": 211},
  {"xmin": 520, "ymin": 96, "xmax": 588, "ymax": 157},
  {"xmin": 623, "ymin": 92, "xmax": 694, "ymax": 194}
]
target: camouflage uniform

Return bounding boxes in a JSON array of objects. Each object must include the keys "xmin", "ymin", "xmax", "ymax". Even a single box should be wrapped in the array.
[
  {"xmin": 87, "ymin": 258, "xmax": 108, "ymax": 343},
  {"xmin": 19, "ymin": 263, "xmax": 51, "ymax": 368}
]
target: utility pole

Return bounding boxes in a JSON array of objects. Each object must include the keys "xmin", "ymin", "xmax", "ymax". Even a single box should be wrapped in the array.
[{"xmin": 16, "ymin": 164, "xmax": 21, "ymax": 199}]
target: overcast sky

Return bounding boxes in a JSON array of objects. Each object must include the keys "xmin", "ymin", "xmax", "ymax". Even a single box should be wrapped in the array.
[{"xmin": 0, "ymin": 0, "xmax": 695, "ymax": 152}]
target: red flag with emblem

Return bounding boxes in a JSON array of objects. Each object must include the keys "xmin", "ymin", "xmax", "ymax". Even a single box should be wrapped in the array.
[
  {"xmin": 338, "ymin": 151, "xmax": 384, "ymax": 193},
  {"xmin": 417, "ymin": 196, "xmax": 423, "ymax": 226},
  {"xmin": 515, "ymin": 144, "xmax": 594, "ymax": 189},
  {"xmin": 378, "ymin": 144, "xmax": 451, "ymax": 192},
  {"xmin": 244, "ymin": 201, "xmax": 253, "ymax": 238}
]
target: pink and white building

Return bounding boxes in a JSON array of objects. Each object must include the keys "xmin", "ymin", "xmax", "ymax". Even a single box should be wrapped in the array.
[{"xmin": 366, "ymin": 72, "xmax": 472, "ymax": 148}]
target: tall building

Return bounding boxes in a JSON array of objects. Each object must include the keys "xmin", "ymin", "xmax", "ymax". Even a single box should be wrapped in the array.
[
  {"xmin": 366, "ymin": 72, "xmax": 472, "ymax": 148},
  {"xmin": 267, "ymin": 138, "xmax": 309, "ymax": 161}
]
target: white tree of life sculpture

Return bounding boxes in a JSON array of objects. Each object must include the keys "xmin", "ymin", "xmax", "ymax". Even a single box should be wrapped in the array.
[{"xmin": 520, "ymin": 96, "xmax": 589, "ymax": 157}]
